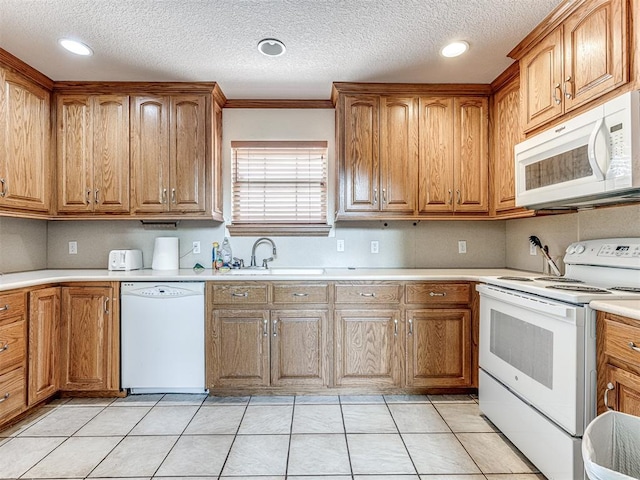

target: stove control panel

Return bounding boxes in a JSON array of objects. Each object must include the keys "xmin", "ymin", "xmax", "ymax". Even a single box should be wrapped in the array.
[
  {"xmin": 597, "ymin": 243, "xmax": 640, "ymax": 258},
  {"xmin": 564, "ymin": 238, "xmax": 640, "ymax": 267}
]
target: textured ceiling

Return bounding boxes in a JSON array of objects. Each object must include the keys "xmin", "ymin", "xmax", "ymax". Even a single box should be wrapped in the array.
[{"xmin": 0, "ymin": 0, "xmax": 560, "ymax": 99}]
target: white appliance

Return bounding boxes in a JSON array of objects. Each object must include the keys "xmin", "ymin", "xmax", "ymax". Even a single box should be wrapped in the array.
[
  {"xmin": 515, "ymin": 90, "xmax": 640, "ymax": 209},
  {"xmin": 108, "ymin": 249, "xmax": 143, "ymax": 271},
  {"xmin": 478, "ymin": 238, "xmax": 640, "ymax": 480},
  {"xmin": 151, "ymin": 237, "xmax": 179, "ymax": 270},
  {"xmin": 121, "ymin": 282, "xmax": 205, "ymax": 394}
]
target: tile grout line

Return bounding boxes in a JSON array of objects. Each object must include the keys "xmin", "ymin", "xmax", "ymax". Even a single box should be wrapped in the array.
[
  {"xmin": 283, "ymin": 396, "xmax": 297, "ymax": 479},
  {"xmin": 216, "ymin": 395, "xmax": 251, "ymax": 478},
  {"xmin": 383, "ymin": 395, "xmax": 420, "ymax": 477},
  {"xmin": 337, "ymin": 395, "xmax": 355, "ymax": 480}
]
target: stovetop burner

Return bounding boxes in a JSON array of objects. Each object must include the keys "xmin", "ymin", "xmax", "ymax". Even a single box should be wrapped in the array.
[
  {"xmin": 610, "ymin": 287, "xmax": 640, "ymax": 293},
  {"xmin": 546, "ymin": 285, "xmax": 612, "ymax": 293},
  {"xmin": 497, "ymin": 276, "xmax": 534, "ymax": 281},
  {"xmin": 535, "ymin": 277, "xmax": 584, "ymax": 283}
]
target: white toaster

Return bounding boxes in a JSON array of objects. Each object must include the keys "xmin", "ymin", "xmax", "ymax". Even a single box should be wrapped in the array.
[{"xmin": 108, "ymin": 249, "xmax": 143, "ymax": 271}]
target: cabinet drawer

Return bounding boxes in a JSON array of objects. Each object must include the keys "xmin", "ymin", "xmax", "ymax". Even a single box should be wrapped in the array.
[
  {"xmin": 335, "ymin": 284, "xmax": 402, "ymax": 304},
  {"xmin": 406, "ymin": 283, "xmax": 470, "ymax": 304},
  {"xmin": 604, "ymin": 319, "xmax": 640, "ymax": 368},
  {"xmin": 272, "ymin": 284, "xmax": 329, "ymax": 304},
  {"xmin": 0, "ymin": 320, "xmax": 26, "ymax": 373},
  {"xmin": 211, "ymin": 284, "xmax": 268, "ymax": 304},
  {"xmin": 0, "ymin": 367, "xmax": 26, "ymax": 423},
  {"xmin": 0, "ymin": 292, "xmax": 25, "ymax": 325}
]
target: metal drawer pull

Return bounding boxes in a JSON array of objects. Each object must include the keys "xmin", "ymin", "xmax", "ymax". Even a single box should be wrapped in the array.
[
  {"xmin": 448, "ymin": 189, "xmax": 453, "ymax": 205},
  {"xmin": 629, "ymin": 342, "xmax": 640, "ymax": 353},
  {"xmin": 373, "ymin": 188, "xmax": 378, "ymax": 205},
  {"xmin": 95, "ymin": 189, "xmax": 99, "ymax": 204},
  {"xmin": 104, "ymin": 297, "xmax": 110, "ymax": 314},
  {"xmin": 0, "ymin": 178, "xmax": 6, "ymax": 197},
  {"xmin": 263, "ymin": 318, "xmax": 268, "ymax": 337},
  {"xmin": 429, "ymin": 292, "xmax": 446, "ymax": 297},
  {"xmin": 563, "ymin": 76, "xmax": 573, "ymax": 99},
  {"xmin": 162, "ymin": 188, "xmax": 167, "ymax": 204},
  {"xmin": 86, "ymin": 189, "xmax": 92, "ymax": 204},
  {"xmin": 604, "ymin": 382, "xmax": 615, "ymax": 411},
  {"xmin": 0, "ymin": 343, "xmax": 8, "ymax": 353},
  {"xmin": 171, "ymin": 188, "xmax": 176, "ymax": 204},
  {"xmin": 456, "ymin": 190, "xmax": 461, "ymax": 205},
  {"xmin": 0, "ymin": 393, "xmax": 9, "ymax": 404},
  {"xmin": 394, "ymin": 318, "xmax": 398, "ymax": 336},
  {"xmin": 0, "ymin": 304, "xmax": 8, "ymax": 312},
  {"xmin": 382, "ymin": 188, "xmax": 387, "ymax": 203},
  {"xmin": 408, "ymin": 318, "xmax": 413, "ymax": 335},
  {"xmin": 553, "ymin": 83, "xmax": 562, "ymax": 105},
  {"xmin": 231, "ymin": 292, "xmax": 249, "ymax": 298},
  {"xmin": 359, "ymin": 292, "xmax": 376, "ymax": 297},
  {"xmin": 292, "ymin": 293, "xmax": 309, "ymax": 297},
  {"xmin": 273, "ymin": 320, "xmax": 278, "ymax": 337}
]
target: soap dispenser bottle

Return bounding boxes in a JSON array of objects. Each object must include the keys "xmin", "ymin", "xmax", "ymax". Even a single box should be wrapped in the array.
[{"xmin": 220, "ymin": 237, "xmax": 233, "ymax": 267}]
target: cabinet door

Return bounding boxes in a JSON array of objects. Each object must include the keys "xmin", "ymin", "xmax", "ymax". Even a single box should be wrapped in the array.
[
  {"xmin": 604, "ymin": 365, "xmax": 640, "ymax": 416},
  {"xmin": 406, "ymin": 309, "xmax": 471, "ymax": 388},
  {"xmin": 0, "ymin": 69, "xmax": 51, "ymax": 212},
  {"xmin": 334, "ymin": 309, "xmax": 402, "ymax": 387},
  {"xmin": 131, "ymin": 96, "xmax": 170, "ymax": 213},
  {"xmin": 454, "ymin": 97, "xmax": 489, "ymax": 212},
  {"xmin": 59, "ymin": 286, "xmax": 112, "ymax": 391},
  {"xmin": 28, "ymin": 287, "xmax": 60, "ymax": 405},
  {"xmin": 418, "ymin": 97, "xmax": 455, "ymax": 212},
  {"xmin": 56, "ymin": 95, "xmax": 93, "ymax": 213},
  {"xmin": 169, "ymin": 95, "xmax": 206, "ymax": 212},
  {"xmin": 379, "ymin": 96, "xmax": 417, "ymax": 213},
  {"xmin": 563, "ymin": 0, "xmax": 627, "ymax": 111},
  {"xmin": 520, "ymin": 28, "xmax": 564, "ymax": 132},
  {"xmin": 208, "ymin": 310, "xmax": 269, "ymax": 388},
  {"xmin": 93, "ymin": 95, "xmax": 130, "ymax": 213},
  {"xmin": 342, "ymin": 95, "xmax": 380, "ymax": 212},
  {"xmin": 212, "ymin": 101, "xmax": 223, "ymax": 217},
  {"xmin": 271, "ymin": 310, "xmax": 328, "ymax": 387},
  {"xmin": 492, "ymin": 77, "xmax": 524, "ymax": 212}
]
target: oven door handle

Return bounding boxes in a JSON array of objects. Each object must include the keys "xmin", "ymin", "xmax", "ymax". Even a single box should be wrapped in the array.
[{"xmin": 477, "ymin": 285, "xmax": 573, "ymax": 319}]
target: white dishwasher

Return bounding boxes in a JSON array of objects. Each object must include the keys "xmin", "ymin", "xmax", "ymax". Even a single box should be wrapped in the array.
[{"xmin": 121, "ymin": 282, "xmax": 205, "ymax": 394}]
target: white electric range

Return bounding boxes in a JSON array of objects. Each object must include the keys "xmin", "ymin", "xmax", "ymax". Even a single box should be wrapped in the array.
[{"xmin": 477, "ymin": 238, "xmax": 640, "ymax": 480}]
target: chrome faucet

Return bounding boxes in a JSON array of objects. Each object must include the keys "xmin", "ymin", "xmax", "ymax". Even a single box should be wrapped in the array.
[{"xmin": 250, "ymin": 237, "xmax": 277, "ymax": 268}]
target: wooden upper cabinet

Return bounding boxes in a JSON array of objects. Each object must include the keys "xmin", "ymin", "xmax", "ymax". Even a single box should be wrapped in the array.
[
  {"xmin": 342, "ymin": 95, "xmax": 379, "ymax": 212},
  {"xmin": 0, "ymin": 67, "xmax": 51, "ymax": 213},
  {"xmin": 379, "ymin": 96, "xmax": 417, "ymax": 213}
]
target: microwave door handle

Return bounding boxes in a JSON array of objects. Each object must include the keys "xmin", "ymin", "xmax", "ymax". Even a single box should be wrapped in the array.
[{"xmin": 587, "ymin": 118, "xmax": 606, "ymax": 181}]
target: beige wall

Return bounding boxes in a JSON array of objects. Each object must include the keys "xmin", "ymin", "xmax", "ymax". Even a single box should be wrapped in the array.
[{"xmin": 0, "ymin": 217, "xmax": 48, "ymax": 273}]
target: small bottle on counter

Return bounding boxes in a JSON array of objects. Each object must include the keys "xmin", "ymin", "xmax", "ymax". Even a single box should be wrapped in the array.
[
  {"xmin": 212, "ymin": 242, "xmax": 221, "ymax": 270},
  {"xmin": 220, "ymin": 237, "xmax": 233, "ymax": 267}
]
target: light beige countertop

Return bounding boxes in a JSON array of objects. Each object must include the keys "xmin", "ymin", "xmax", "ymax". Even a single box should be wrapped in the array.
[
  {"xmin": 0, "ymin": 267, "xmax": 533, "ymax": 292},
  {"xmin": 590, "ymin": 299, "xmax": 640, "ymax": 321}
]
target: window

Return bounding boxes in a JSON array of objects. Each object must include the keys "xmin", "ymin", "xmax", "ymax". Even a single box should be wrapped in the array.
[{"xmin": 229, "ymin": 141, "xmax": 330, "ymax": 236}]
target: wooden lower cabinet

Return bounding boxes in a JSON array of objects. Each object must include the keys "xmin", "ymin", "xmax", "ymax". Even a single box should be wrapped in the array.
[
  {"xmin": 604, "ymin": 365, "xmax": 640, "ymax": 416},
  {"xmin": 28, "ymin": 287, "xmax": 60, "ymax": 405},
  {"xmin": 59, "ymin": 284, "xmax": 119, "ymax": 392},
  {"xmin": 0, "ymin": 290, "xmax": 27, "ymax": 424},
  {"xmin": 334, "ymin": 309, "xmax": 402, "ymax": 387},
  {"xmin": 406, "ymin": 309, "xmax": 472, "ymax": 387}
]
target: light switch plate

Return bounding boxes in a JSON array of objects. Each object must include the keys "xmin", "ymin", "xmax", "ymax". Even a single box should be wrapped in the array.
[
  {"xmin": 337, "ymin": 239, "xmax": 345, "ymax": 252},
  {"xmin": 193, "ymin": 241, "xmax": 201, "ymax": 254},
  {"xmin": 68, "ymin": 241, "xmax": 77, "ymax": 255},
  {"xmin": 458, "ymin": 240, "xmax": 467, "ymax": 254}
]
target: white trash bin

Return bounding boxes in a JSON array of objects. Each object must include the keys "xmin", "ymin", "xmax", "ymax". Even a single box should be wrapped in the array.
[{"xmin": 582, "ymin": 411, "xmax": 640, "ymax": 480}]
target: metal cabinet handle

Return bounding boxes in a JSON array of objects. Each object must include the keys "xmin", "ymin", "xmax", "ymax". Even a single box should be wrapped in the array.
[
  {"xmin": 292, "ymin": 293, "xmax": 309, "ymax": 297},
  {"xmin": 382, "ymin": 188, "xmax": 387, "ymax": 204},
  {"xmin": 0, "ymin": 304, "xmax": 8, "ymax": 312},
  {"xmin": 162, "ymin": 188, "xmax": 167, "ymax": 204},
  {"xmin": 553, "ymin": 83, "xmax": 562, "ymax": 105},
  {"xmin": 263, "ymin": 318, "xmax": 268, "ymax": 337},
  {"xmin": 171, "ymin": 188, "xmax": 176, "ymax": 204},
  {"xmin": 273, "ymin": 319, "xmax": 278, "ymax": 337},
  {"xmin": 104, "ymin": 297, "xmax": 110, "ymax": 314},
  {"xmin": 0, "ymin": 393, "xmax": 9, "ymax": 403},
  {"xmin": 448, "ymin": 189, "xmax": 453, "ymax": 205},
  {"xmin": 359, "ymin": 292, "xmax": 376, "ymax": 297},
  {"xmin": 563, "ymin": 76, "xmax": 573, "ymax": 99},
  {"xmin": 94, "ymin": 189, "xmax": 99, "ymax": 205},
  {"xmin": 231, "ymin": 292, "xmax": 249, "ymax": 298},
  {"xmin": 456, "ymin": 190, "xmax": 461, "ymax": 205},
  {"xmin": 408, "ymin": 318, "xmax": 413, "ymax": 336},
  {"xmin": 394, "ymin": 318, "xmax": 398, "ymax": 336},
  {"xmin": 373, "ymin": 188, "xmax": 378, "ymax": 205},
  {"xmin": 0, "ymin": 178, "xmax": 5, "ymax": 197},
  {"xmin": 0, "ymin": 343, "xmax": 8, "ymax": 353},
  {"xmin": 629, "ymin": 342, "xmax": 640, "ymax": 353},
  {"xmin": 604, "ymin": 382, "xmax": 615, "ymax": 411},
  {"xmin": 429, "ymin": 292, "xmax": 446, "ymax": 297},
  {"xmin": 86, "ymin": 189, "xmax": 92, "ymax": 205}
]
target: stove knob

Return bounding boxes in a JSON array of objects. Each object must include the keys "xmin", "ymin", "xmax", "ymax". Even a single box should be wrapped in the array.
[
  {"xmin": 575, "ymin": 244, "xmax": 586, "ymax": 254},
  {"xmin": 566, "ymin": 245, "xmax": 576, "ymax": 255}
]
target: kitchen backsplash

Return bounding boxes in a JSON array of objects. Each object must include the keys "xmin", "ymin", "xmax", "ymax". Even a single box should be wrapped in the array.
[{"xmin": 0, "ymin": 216, "xmax": 47, "ymax": 273}]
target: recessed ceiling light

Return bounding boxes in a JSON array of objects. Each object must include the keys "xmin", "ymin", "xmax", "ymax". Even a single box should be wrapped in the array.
[
  {"xmin": 59, "ymin": 38, "xmax": 93, "ymax": 56},
  {"xmin": 441, "ymin": 41, "xmax": 469, "ymax": 58},
  {"xmin": 257, "ymin": 38, "xmax": 286, "ymax": 57}
]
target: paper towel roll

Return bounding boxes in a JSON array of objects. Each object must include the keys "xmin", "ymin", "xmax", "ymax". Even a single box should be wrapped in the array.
[{"xmin": 152, "ymin": 237, "xmax": 179, "ymax": 270}]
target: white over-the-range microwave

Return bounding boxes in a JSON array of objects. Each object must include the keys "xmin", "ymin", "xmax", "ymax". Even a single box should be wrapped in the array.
[{"xmin": 515, "ymin": 90, "xmax": 640, "ymax": 209}]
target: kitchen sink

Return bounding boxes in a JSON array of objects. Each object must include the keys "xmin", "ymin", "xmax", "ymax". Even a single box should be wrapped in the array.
[{"xmin": 223, "ymin": 268, "xmax": 325, "ymax": 275}]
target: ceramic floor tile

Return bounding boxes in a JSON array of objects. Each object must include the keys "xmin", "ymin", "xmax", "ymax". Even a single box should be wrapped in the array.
[
  {"xmin": 75, "ymin": 406, "xmax": 151, "ymax": 436},
  {"xmin": 183, "ymin": 405, "xmax": 246, "ymax": 434},
  {"xmin": 157, "ymin": 393, "xmax": 207, "ymax": 405},
  {"xmin": 292, "ymin": 404, "xmax": 344, "ymax": 433},
  {"xmin": 20, "ymin": 407, "xmax": 103, "ymax": 437},
  {"xmin": 238, "ymin": 405, "xmax": 293, "ymax": 434},
  {"xmin": 89, "ymin": 435, "xmax": 178, "ymax": 477},
  {"xmin": 355, "ymin": 476, "xmax": 420, "ymax": 480},
  {"xmin": 288, "ymin": 433, "xmax": 351, "ymax": 475},
  {"xmin": 389, "ymin": 403, "xmax": 450, "ymax": 433},
  {"xmin": 290, "ymin": 477, "xmax": 351, "ymax": 480},
  {"xmin": 340, "ymin": 394, "xmax": 385, "ymax": 404},
  {"xmin": 111, "ymin": 394, "xmax": 164, "ymax": 407},
  {"xmin": 0, "ymin": 406, "xmax": 55, "ymax": 437},
  {"xmin": 204, "ymin": 395, "xmax": 250, "ymax": 405},
  {"xmin": 484, "ymin": 475, "xmax": 546, "ymax": 479},
  {"xmin": 219, "ymin": 477, "xmax": 283, "ymax": 480},
  {"xmin": 428, "ymin": 394, "xmax": 476, "ymax": 403},
  {"xmin": 0, "ymin": 437, "xmax": 65, "ymax": 478},
  {"xmin": 347, "ymin": 433, "xmax": 416, "ymax": 475},
  {"xmin": 435, "ymin": 403, "xmax": 498, "ymax": 433},
  {"xmin": 155, "ymin": 435, "xmax": 233, "ymax": 476},
  {"xmin": 384, "ymin": 394, "xmax": 431, "ymax": 403},
  {"xmin": 294, "ymin": 395, "xmax": 340, "ymax": 404},
  {"xmin": 46, "ymin": 397, "xmax": 71, "ymax": 406},
  {"xmin": 456, "ymin": 433, "xmax": 538, "ymax": 474},
  {"xmin": 221, "ymin": 434, "xmax": 289, "ymax": 476},
  {"xmin": 342, "ymin": 404, "xmax": 397, "ymax": 433},
  {"xmin": 130, "ymin": 405, "xmax": 199, "ymax": 435},
  {"xmin": 403, "ymin": 433, "xmax": 481, "ymax": 475},
  {"xmin": 418, "ymin": 476, "xmax": 486, "ymax": 479},
  {"xmin": 24, "ymin": 436, "xmax": 122, "ymax": 478},
  {"xmin": 248, "ymin": 395, "xmax": 295, "ymax": 405},
  {"xmin": 63, "ymin": 397, "xmax": 116, "ymax": 407}
]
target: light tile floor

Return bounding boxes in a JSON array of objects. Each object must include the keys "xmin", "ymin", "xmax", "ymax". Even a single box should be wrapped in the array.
[{"xmin": 0, "ymin": 393, "xmax": 548, "ymax": 479}]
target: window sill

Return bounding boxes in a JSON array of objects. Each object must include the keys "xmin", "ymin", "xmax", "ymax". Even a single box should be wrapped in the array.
[{"xmin": 227, "ymin": 224, "xmax": 332, "ymax": 237}]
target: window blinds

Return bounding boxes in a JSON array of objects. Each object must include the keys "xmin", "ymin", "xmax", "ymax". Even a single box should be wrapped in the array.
[{"xmin": 231, "ymin": 141, "xmax": 328, "ymax": 225}]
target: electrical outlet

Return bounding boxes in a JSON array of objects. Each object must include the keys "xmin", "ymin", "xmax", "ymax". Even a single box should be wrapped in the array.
[
  {"xmin": 68, "ymin": 241, "xmax": 77, "ymax": 255},
  {"xmin": 337, "ymin": 239, "xmax": 345, "ymax": 252},
  {"xmin": 458, "ymin": 240, "xmax": 467, "ymax": 254},
  {"xmin": 530, "ymin": 242, "xmax": 538, "ymax": 255},
  {"xmin": 193, "ymin": 241, "xmax": 201, "ymax": 254},
  {"xmin": 371, "ymin": 240, "xmax": 379, "ymax": 254}
]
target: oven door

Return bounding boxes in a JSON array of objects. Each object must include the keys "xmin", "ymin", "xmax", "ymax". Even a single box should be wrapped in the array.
[{"xmin": 478, "ymin": 284, "xmax": 586, "ymax": 436}]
